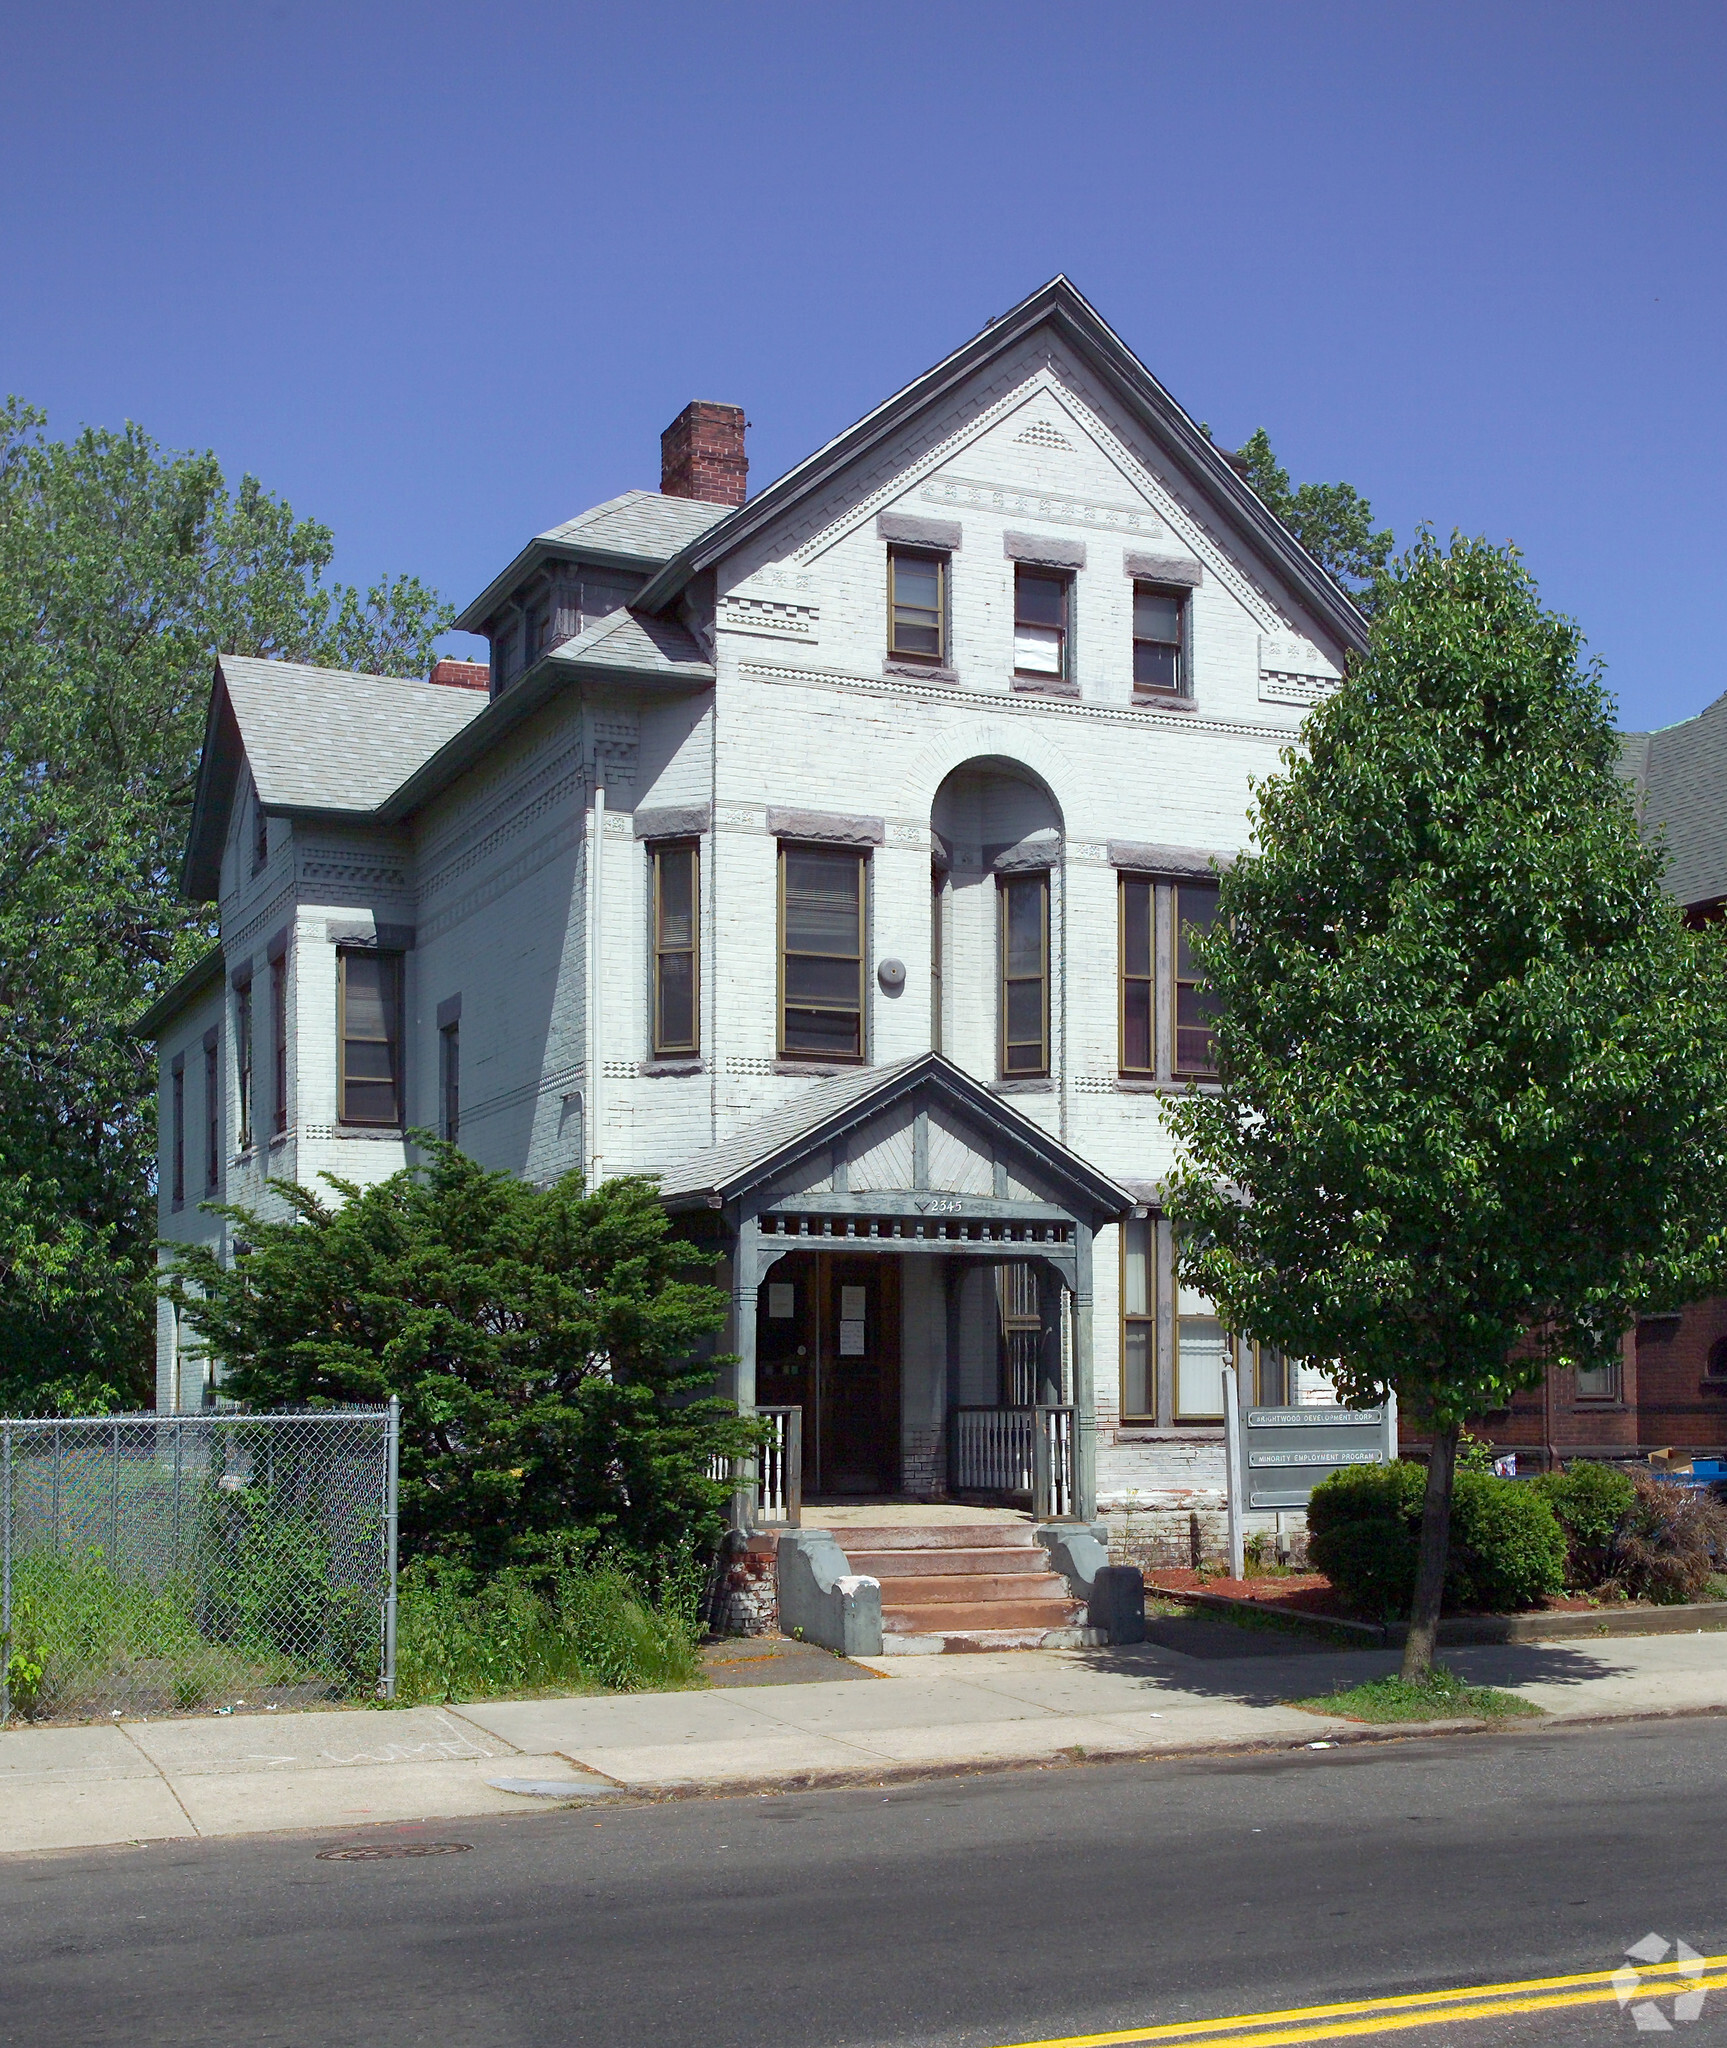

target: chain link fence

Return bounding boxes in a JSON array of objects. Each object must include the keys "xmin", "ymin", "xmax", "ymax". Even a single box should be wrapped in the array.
[{"xmin": 0, "ymin": 1406, "xmax": 399, "ymax": 1723}]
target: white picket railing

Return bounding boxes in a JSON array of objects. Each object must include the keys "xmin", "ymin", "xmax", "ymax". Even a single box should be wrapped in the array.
[
  {"xmin": 951, "ymin": 1404, "xmax": 1076, "ymax": 1520},
  {"xmin": 711, "ymin": 1405, "xmax": 803, "ymax": 1527}
]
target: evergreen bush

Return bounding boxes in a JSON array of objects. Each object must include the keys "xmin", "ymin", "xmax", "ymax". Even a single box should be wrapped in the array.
[
  {"xmin": 1308, "ymin": 1460, "xmax": 1566, "ymax": 1617},
  {"xmin": 1533, "ymin": 1461, "xmax": 1636, "ymax": 1588}
]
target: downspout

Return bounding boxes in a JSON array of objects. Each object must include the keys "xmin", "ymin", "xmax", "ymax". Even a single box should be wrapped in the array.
[{"xmin": 588, "ymin": 773, "xmax": 605, "ymax": 1186}]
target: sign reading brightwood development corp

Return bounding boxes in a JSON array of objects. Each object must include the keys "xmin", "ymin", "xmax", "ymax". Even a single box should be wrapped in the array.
[{"xmin": 1240, "ymin": 1405, "xmax": 1396, "ymax": 1509}]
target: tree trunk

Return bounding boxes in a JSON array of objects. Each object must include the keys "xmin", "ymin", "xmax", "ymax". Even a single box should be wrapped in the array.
[{"xmin": 1401, "ymin": 1420, "xmax": 1461, "ymax": 1682}]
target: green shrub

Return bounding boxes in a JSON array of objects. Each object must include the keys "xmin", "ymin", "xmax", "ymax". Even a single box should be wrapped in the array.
[
  {"xmin": 1308, "ymin": 1459, "xmax": 1566, "ymax": 1617},
  {"xmin": 392, "ymin": 1552, "xmax": 705, "ymax": 1705},
  {"xmin": 1534, "ymin": 1461, "xmax": 1636, "ymax": 1587},
  {"xmin": 1604, "ymin": 1473, "xmax": 1727, "ymax": 1605}
]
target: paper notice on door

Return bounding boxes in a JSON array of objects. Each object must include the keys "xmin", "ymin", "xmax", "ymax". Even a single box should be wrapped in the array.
[
  {"xmin": 839, "ymin": 1319, "xmax": 866, "ymax": 1357},
  {"xmin": 767, "ymin": 1283, "xmax": 795, "ymax": 1320},
  {"xmin": 840, "ymin": 1286, "xmax": 867, "ymax": 1320}
]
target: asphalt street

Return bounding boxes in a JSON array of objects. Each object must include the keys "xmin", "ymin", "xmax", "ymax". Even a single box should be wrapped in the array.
[{"xmin": 5, "ymin": 1715, "xmax": 1727, "ymax": 2048}]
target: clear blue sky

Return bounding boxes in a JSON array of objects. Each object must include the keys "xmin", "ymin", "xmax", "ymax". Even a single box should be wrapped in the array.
[{"xmin": 3, "ymin": 1, "xmax": 1722, "ymax": 731}]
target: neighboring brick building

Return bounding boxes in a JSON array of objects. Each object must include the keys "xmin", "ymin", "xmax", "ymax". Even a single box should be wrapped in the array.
[
  {"xmin": 1403, "ymin": 695, "xmax": 1727, "ymax": 1470},
  {"xmin": 140, "ymin": 277, "xmax": 1371, "ymax": 1553}
]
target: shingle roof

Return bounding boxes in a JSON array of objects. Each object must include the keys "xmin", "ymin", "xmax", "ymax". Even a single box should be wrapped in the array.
[
  {"xmin": 1627, "ymin": 691, "xmax": 1727, "ymax": 910},
  {"xmin": 545, "ymin": 606, "xmax": 711, "ymax": 681},
  {"xmin": 655, "ymin": 1052, "xmax": 1132, "ymax": 1216},
  {"xmin": 657, "ymin": 1060, "xmax": 924, "ymax": 1202},
  {"xmin": 221, "ymin": 656, "xmax": 486, "ymax": 814},
  {"xmin": 538, "ymin": 490, "xmax": 731, "ymax": 559}
]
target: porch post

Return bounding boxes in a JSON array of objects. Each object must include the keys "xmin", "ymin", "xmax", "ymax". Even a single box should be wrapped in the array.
[
  {"xmin": 1073, "ymin": 1219, "xmax": 1097, "ymax": 1523},
  {"xmin": 731, "ymin": 1210, "xmax": 760, "ymax": 1533}
]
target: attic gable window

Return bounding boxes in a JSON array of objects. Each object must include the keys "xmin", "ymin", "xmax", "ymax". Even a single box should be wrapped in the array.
[
  {"xmin": 1013, "ymin": 567, "xmax": 1068, "ymax": 681},
  {"xmin": 887, "ymin": 549, "xmax": 946, "ymax": 665},
  {"xmin": 1132, "ymin": 584, "xmax": 1186, "ymax": 698}
]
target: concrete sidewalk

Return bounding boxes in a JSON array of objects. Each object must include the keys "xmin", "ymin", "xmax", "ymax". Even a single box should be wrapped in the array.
[{"xmin": 7, "ymin": 1628, "xmax": 1727, "ymax": 1857}]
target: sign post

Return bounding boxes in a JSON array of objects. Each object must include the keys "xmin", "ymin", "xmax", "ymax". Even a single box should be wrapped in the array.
[{"xmin": 1222, "ymin": 1361, "xmax": 1246, "ymax": 1580}]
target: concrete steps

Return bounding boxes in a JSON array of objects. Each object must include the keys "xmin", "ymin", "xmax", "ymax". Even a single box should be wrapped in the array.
[{"xmin": 828, "ymin": 1520, "xmax": 1095, "ymax": 1654}]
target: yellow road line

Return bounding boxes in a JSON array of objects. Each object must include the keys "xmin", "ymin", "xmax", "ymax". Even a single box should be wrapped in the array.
[{"xmin": 997, "ymin": 1954, "xmax": 1727, "ymax": 2048}]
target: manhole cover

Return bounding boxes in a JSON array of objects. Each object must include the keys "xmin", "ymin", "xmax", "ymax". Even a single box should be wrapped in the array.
[{"xmin": 317, "ymin": 1841, "xmax": 472, "ymax": 1862}]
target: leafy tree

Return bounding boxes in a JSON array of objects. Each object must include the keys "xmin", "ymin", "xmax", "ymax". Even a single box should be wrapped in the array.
[
  {"xmin": 164, "ymin": 1144, "xmax": 761, "ymax": 1576},
  {"xmin": 0, "ymin": 398, "xmax": 451, "ymax": 1413},
  {"xmin": 1217, "ymin": 425, "xmax": 1393, "ymax": 595},
  {"xmin": 1163, "ymin": 533, "xmax": 1727, "ymax": 1677}
]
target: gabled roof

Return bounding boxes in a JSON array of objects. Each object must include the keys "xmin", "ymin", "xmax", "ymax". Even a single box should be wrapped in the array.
[
  {"xmin": 633, "ymin": 276, "xmax": 1371, "ymax": 658},
  {"xmin": 131, "ymin": 945, "xmax": 224, "ymax": 1041},
  {"xmin": 453, "ymin": 490, "xmax": 733, "ymax": 633},
  {"xmin": 378, "ymin": 609, "xmax": 712, "ymax": 824},
  {"xmin": 182, "ymin": 656, "xmax": 487, "ymax": 898},
  {"xmin": 1623, "ymin": 690, "xmax": 1727, "ymax": 911},
  {"xmin": 657, "ymin": 1052, "xmax": 1133, "ymax": 1219}
]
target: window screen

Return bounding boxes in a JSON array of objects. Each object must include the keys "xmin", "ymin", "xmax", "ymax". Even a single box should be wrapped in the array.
[{"xmin": 338, "ymin": 949, "xmax": 404, "ymax": 1126}]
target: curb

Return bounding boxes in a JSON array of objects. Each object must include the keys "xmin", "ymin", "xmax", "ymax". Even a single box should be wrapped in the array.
[{"xmin": 1152, "ymin": 1587, "xmax": 1727, "ymax": 1647}]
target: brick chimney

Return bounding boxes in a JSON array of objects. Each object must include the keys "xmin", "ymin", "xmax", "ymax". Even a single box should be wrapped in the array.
[
  {"xmin": 428, "ymin": 658, "xmax": 491, "ymax": 691},
  {"xmin": 660, "ymin": 401, "xmax": 748, "ymax": 506}
]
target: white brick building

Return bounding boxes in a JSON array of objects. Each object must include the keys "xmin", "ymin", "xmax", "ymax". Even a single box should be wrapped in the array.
[{"xmin": 145, "ymin": 278, "xmax": 1366, "ymax": 1539}]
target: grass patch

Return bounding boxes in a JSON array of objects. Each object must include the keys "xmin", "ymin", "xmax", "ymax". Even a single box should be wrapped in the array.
[
  {"xmin": 1294, "ymin": 1666, "xmax": 1543, "ymax": 1724},
  {"xmin": 390, "ymin": 1555, "xmax": 708, "ymax": 1706}
]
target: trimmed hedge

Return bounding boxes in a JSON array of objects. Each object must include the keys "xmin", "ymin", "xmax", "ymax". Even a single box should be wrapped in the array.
[{"xmin": 1308, "ymin": 1460, "xmax": 1567, "ymax": 1618}]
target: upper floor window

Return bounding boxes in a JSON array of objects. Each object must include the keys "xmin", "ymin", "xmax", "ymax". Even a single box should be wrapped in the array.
[
  {"xmin": 1173, "ymin": 882, "xmax": 1220, "ymax": 1078},
  {"xmin": 651, "ymin": 842, "xmax": 700, "ymax": 1057},
  {"xmin": 170, "ymin": 1056, "xmax": 186, "ymax": 1208},
  {"xmin": 204, "ymin": 1038, "xmax": 220, "ymax": 1192},
  {"xmin": 440, "ymin": 1020, "xmax": 460, "ymax": 1143},
  {"xmin": 234, "ymin": 978, "xmax": 253, "ymax": 1151},
  {"xmin": 270, "ymin": 952, "xmax": 288, "ymax": 1136},
  {"xmin": 1575, "ymin": 1359, "xmax": 1619, "ymax": 1401},
  {"xmin": 338, "ymin": 948, "xmax": 404, "ymax": 1126},
  {"xmin": 930, "ymin": 867, "xmax": 945, "ymax": 1054},
  {"xmin": 492, "ymin": 624, "xmax": 518, "ymax": 693},
  {"xmin": 780, "ymin": 845, "xmax": 865, "ymax": 1062},
  {"xmin": 999, "ymin": 871, "xmax": 1050, "ymax": 1078},
  {"xmin": 1119, "ymin": 876, "xmax": 1154, "ymax": 1076},
  {"xmin": 888, "ymin": 549, "xmax": 947, "ymax": 665},
  {"xmin": 1133, "ymin": 584, "xmax": 1186, "ymax": 698},
  {"xmin": 1013, "ymin": 567, "xmax": 1069, "ymax": 682},
  {"xmin": 523, "ymin": 594, "xmax": 550, "ymax": 667},
  {"xmin": 252, "ymin": 795, "xmax": 268, "ymax": 873}
]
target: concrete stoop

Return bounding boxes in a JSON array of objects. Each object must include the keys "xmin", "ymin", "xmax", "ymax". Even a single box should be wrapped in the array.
[{"xmin": 834, "ymin": 1522, "xmax": 1092, "ymax": 1653}]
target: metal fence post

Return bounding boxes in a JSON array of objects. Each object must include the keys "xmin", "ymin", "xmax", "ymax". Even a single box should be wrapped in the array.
[
  {"xmin": 383, "ymin": 1396, "xmax": 400, "ymax": 1700},
  {"xmin": 109, "ymin": 1416, "xmax": 120, "ymax": 1563},
  {"xmin": 3, "ymin": 1423, "xmax": 13, "ymax": 1727}
]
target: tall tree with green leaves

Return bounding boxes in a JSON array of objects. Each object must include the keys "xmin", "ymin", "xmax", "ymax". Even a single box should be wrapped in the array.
[
  {"xmin": 1163, "ymin": 533, "xmax": 1727, "ymax": 1677},
  {"xmin": 0, "ymin": 398, "xmax": 451, "ymax": 1414},
  {"xmin": 166, "ymin": 1146, "xmax": 759, "ymax": 1575},
  {"xmin": 1220, "ymin": 426, "xmax": 1394, "ymax": 596}
]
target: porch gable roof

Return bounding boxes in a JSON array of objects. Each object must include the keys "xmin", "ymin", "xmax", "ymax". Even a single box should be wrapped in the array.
[{"xmin": 656, "ymin": 1053, "xmax": 1132, "ymax": 1221}]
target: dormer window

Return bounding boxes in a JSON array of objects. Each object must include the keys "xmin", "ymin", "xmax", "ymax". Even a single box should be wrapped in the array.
[
  {"xmin": 492, "ymin": 624, "xmax": 519, "ymax": 693},
  {"xmin": 252, "ymin": 793, "xmax": 268, "ymax": 872},
  {"xmin": 888, "ymin": 549, "xmax": 946, "ymax": 665},
  {"xmin": 1013, "ymin": 567, "xmax": 1069, "ymax": 681},
  {"xmin": 523, "ymin": 595, "xmax": 550, "ymax": 667}
]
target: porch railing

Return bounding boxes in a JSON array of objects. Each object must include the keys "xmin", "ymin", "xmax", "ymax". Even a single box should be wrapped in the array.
[
  {"xmin": 712, "ymin": 1405, "xmax": 802, "ymax": 1528},
  {"xmin": 950, "ymin": 1404, "xmax": 1077, "ymax": 1520}
]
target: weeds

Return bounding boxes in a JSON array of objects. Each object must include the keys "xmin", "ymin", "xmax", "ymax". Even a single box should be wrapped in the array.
[{"xmin": 1294, "ymin": 1666, "xmax": 1542, "ymax": 1724}]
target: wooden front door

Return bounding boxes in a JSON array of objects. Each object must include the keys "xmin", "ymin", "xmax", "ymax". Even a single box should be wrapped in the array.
[
  {"xmin": 754, "ymin": 1251, "xmax": 900, "ymax": 1496},
  {"xmin": 818, "ymin": 1254, "xmax": 900, "ymax": 1495}
]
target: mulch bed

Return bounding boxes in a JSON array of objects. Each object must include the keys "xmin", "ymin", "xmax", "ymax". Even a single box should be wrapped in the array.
[{"xmin": 1147, "ymin": 1568, "xmax": 1672, "ymax": 1625}]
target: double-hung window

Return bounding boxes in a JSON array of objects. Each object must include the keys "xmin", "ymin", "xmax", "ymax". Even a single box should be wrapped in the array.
[
  {"xmin": 1121, "ymin": 1215, "xmax": 1156, "ymax": 1422},
  {"xmin": 1173, "ymin": 882, "xmax": 1221, "ymax": 1078},
  {"xmin": 204, "ymin": 1038, "xmax": 220, "ymax": 1192},
  {"xmin": 888, "ymin": 549, "xmax": 946, "ymax": 665},
  {"xmin": 1118, "ymin": 877, "xmax": 1154, "ymax": 1075},
  {"xmin": 1575, "ymin": 1359, "xmax": 1619, "ymax": 1401},
  {"xmin": 170, "ymin": 1056, "xmax": 185, "ymax": 1208},
  {"xmin": 1175, "ymin": 1276, "xmax": 1227, "ymax": 1422},
  {"xmin": 651, "ymin": 841, "xmax": 700, "ymax": 1056},
  {"xmin": 999, "ymin": 871, "xmax": 1050, "ymax": 1077},
  {"xmin": 270, "ymin": 951, "xmax": 288, "ymax": 1136},
  {"xmin": 234, "ymin": 977, "xmax": 253, "ymax": 1151},
  {"xmin": 779, "ymin": 846, "xmax": 865, "ymax": 1061},
  {"xmin": 439, "ymin": 1021, "xmax": 460, "ymax": 1143},
  {"xmin": 337, "ymin": 949, "xmax": 404, "ymax": 1126},
  {"xmin": 1132, "ymin": 583, "xmax": 1186, "ymax": 698},
  {"xmin": 1013, "ymin": 567, "xmax": 1069, "ymax": 682}
]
